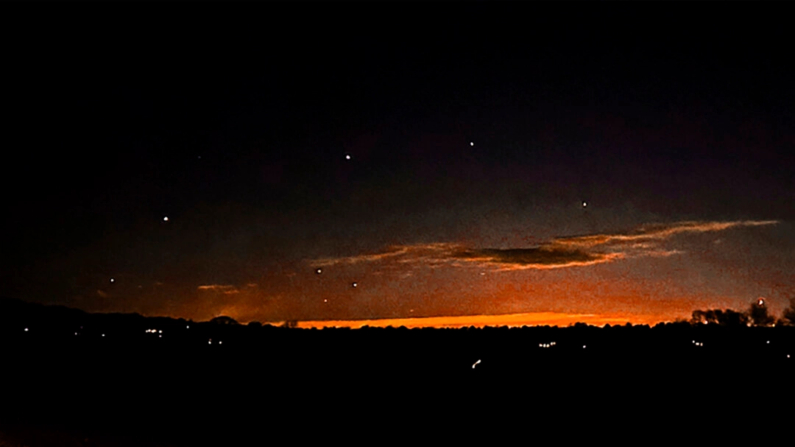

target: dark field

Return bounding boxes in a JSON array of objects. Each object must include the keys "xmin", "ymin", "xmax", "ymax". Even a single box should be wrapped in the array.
[{"xmin": 2, "ymin": 298, "xmax": 793, "ymax": 445}]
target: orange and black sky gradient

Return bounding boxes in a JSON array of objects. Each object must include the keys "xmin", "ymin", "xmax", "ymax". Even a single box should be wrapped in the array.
[{"xmin": 2, "ymin": 3, "xmax": 794, "ymax": 328}]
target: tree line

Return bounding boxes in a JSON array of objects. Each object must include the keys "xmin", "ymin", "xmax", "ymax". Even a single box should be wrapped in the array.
[{"xmin": 690, "ymin": 297, "xmax": 795, "ymax": 327}]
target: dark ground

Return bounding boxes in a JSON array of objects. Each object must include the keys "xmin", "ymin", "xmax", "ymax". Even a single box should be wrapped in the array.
[{"xmin": 2, "ymin": 298, "xmax": 793, "ymax": 445}]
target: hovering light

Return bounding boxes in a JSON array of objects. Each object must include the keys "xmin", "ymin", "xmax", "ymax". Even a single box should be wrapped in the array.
[
  {"xmin": 102, "ymin": 334, "xmax": 105, "ymax": 337},
  {"xmin": 758, "ymin": 298, "xmax": 765, "ymax": 306},
  {"xmin": 219, "ymin": 341, "xmax": 223, "ymax": 345},
  {"xmin": 788, "ymin": 355, "xmax": 791, "ymax": 359},
  {"xmin": 24, "ymin": 328, "xmax": 28, "ymax": 332},
  {"xmin": 186, "ymin": 325, "xmax": 190, "ymax": 329},
  {"xmin": 583, "ymin": 345, "xmax": 586, "ymax": 349},
  {"xmin": 766, "ymin": 340, "xmax": 770, "ymax": 344},
  {"xmin": 472, "ymin": 359, "xmax": 481, "ymax": 369},
  {"xmin": 316, "ymin": 268, "xmax": 322, "ymax": 274},
  {"xmin": 158, "ymin": 330, "xmax": 163, "ymax": 334},
  {"xmin": 159, "ymin": 335, "xmax": 162, "ymax": 338},
  {"xmin": 75, "ymin": 332, "xmax": 78, "ymax": 336},
  {"xmin": 345, "ymin": 154, "xmax": 351, "ymax": 160},
  {"xmin": 352, "ymin": 282, "xmax": 358, "ymax": 288},
  {"xmin": 208, "ymin": 339, "xmax": 212, "ymax": 345},
  {"xmin": 163, "ymin": 216, "xmax": 169, "ymax": 222},
  {"xmin": 110, "ymin": 278, "xmax": 115, "ymax": 283},
  {"xmin": 323, "ymin": 299, "xmax": 328, "ymax": 303},
  {"xmin": 470, "ymin": 142, "xmax": 474, "ymax": 147},
  {"xmin": 582, "ymin": 201, "xmax": 587, "ymax": 208}
]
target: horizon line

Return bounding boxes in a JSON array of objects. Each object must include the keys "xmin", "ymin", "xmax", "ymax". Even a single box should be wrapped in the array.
[{"xmin": 287, "ymin": 312, "xmax": 670, "ymax": 329}]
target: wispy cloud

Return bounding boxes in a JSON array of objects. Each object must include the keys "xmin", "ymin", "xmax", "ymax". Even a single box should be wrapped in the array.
[
  {"xmin": 198, "ymin": 284, "xmax": 240, "ymax": 294},
  {"xmin": 310, "ymin": 220, "xmax": 778, "ymax": 271}
]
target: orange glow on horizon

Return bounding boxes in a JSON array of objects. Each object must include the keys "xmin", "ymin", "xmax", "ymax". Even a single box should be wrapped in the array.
[{"xmin": 292, "ymin": 311, "xmax": 667, "ymax": 329}]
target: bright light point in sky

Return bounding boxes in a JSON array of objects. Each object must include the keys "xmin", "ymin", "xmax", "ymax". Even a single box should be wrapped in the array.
[
  {"xmin": 583, "ymin": 345, "xmax": 586, "ymax": 349},
  {"xmin": 102, "ymin": 334, "xmax": 105, "ymax": 337},
  {"xmin": 472, "ymin": 359, "xmax": 481, "ymax": 369},
  {"xmin": 163, "ymin": 216, "xmax": 169, "ymax": 222},
  {"xmin": 345, "ymin": 154, "xmax": 351, "ymax": 160},
  {"xmin": 323, "ymin": 299, "xmax": 328, "ymax": 303},
  {"xmin": 758, "ymin": 298, "xmax": 765, "ymax": 306},
  {"xmin": 316, "ymin": 268, "xmax": 322, "ymax": 274},
  {"xmin": 24, "ymin": 328, "xmax": 28, "ymax": 332},
  {"xmin": 352, "ymin": 282, "xmax": 358, "ymax": 288},
  {"xmin": 186, "ymin": 325, "xmax": 190, "ymax": 329},
  {"xmin": 219, "ymin": 341, "xmax": 223, "ymax": 345},
  {"xmin": 110, "ymin": 278, "xmax": 115, "ymax": 283},
  {"xmin": 470, "ymin": 142, "xmax": 474, "ymax": 147},
  {"xmin": 582, "ymin": 201, "xmax": 587, "ymax": 208}
]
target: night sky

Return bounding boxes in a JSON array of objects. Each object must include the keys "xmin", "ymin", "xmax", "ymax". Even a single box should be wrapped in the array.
[{"xmin": 3, "ymin": 3, "xmax": 794, "ymax": 327}]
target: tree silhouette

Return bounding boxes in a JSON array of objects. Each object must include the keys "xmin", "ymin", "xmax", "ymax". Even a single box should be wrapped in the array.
[
  {"xmin": 748, "ymin": 299, "xmax": 775, "ymax": 327},
  {"xmin": 690, "ymin": 308, "xmax": 748, "ymax": 327},
  {"xmin": 281, "ymin": 320, "xmax": 298, "ymax": 329},
  {"xmin": 781, "ymin": 298, "xmax": 795, "ymax": 326},
  {"xmin": 719, "ymin": 309, "xmax": 749, "ymax": 327}
]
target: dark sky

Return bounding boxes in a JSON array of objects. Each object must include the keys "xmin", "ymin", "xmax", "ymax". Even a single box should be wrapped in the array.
[{"xmin": 2, "ymin": 3, "xmax": 794, "ymax": 326}]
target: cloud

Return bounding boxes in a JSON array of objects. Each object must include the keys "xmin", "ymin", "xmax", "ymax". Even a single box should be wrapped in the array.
[
  {"xmin": 310, "ymin": 220, "xmax": 778, "ymax": 271},
  {"xmin": 198, "ymin": 284, "xmax": 241, "ymax": 294},
  {"xmin": 552, "ymin": 220, "xmax": 779, "ymax": 249},
  {"xmin": 313, "ymin": 245, "xmax": 416, "ymax": 266},
  {"xmin": 449, "ymin": 246, "xmax": 623, "ymax": 270}
]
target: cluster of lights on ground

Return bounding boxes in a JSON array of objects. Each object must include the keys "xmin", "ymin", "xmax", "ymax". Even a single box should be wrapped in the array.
[{"xmin": 19, "ymin": 324, "xmax": 792, "ymax": 365}]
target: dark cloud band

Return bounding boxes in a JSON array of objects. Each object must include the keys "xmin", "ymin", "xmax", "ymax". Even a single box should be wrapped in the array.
[{"xmin": 311, "ymin": 220, "xmax": 779, "ymax": 271}]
